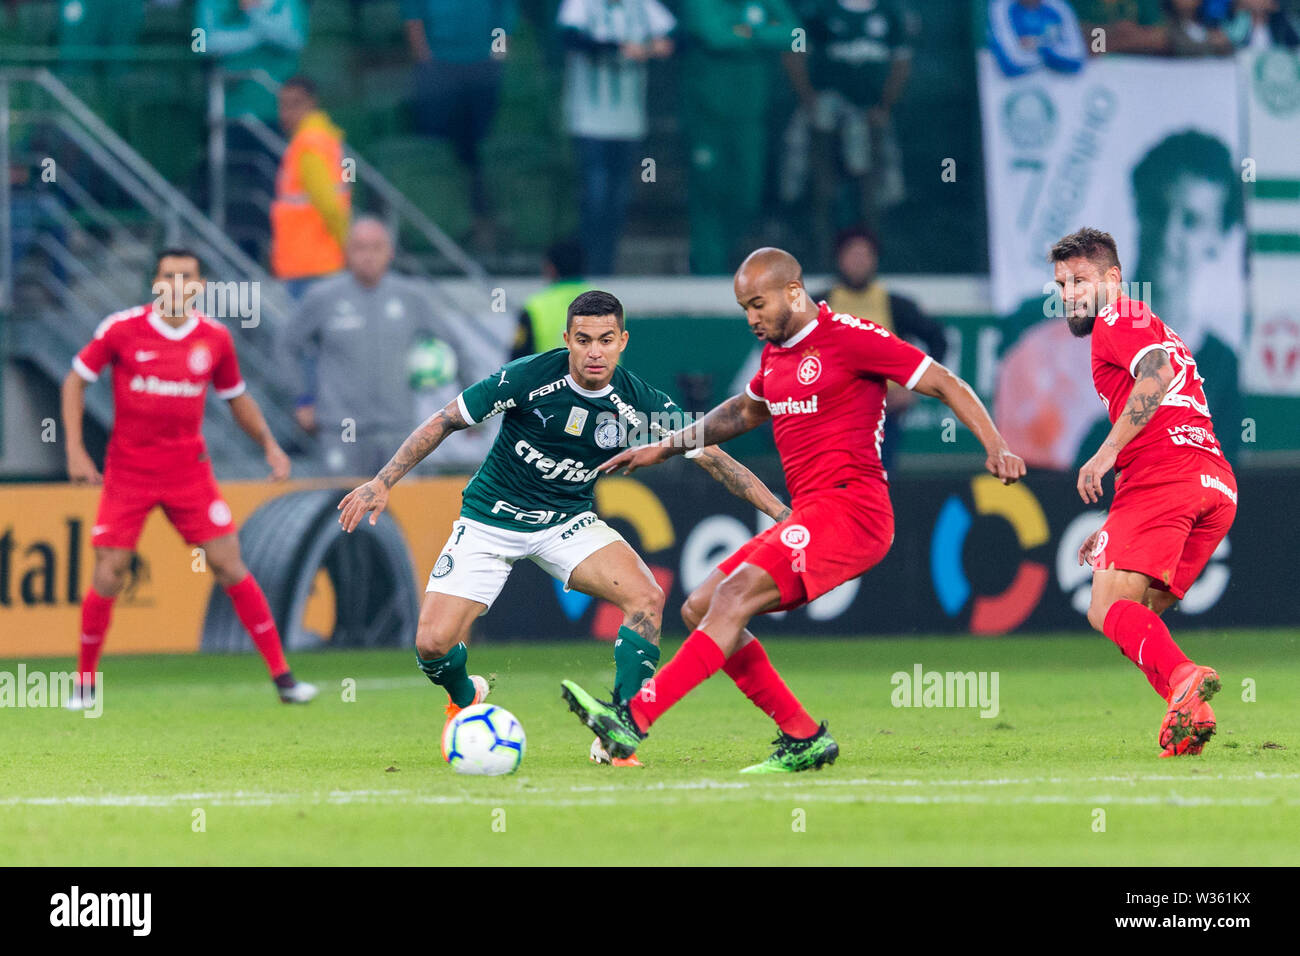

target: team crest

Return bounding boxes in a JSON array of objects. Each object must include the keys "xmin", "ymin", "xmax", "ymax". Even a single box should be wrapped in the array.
[
  {"xmin": 188, "ymin": 344, "xmax": 212, "ymax": 375},
  {"xmin": 208, "ymin": 499, "xmax": 232, "ymax": 527},
  {"xmin": 564, "ymin": 406, "xmax": 588, "ymax": 436},
  {"xmin": 432, "ymin": 554, "xmax": 454, "ymax": 578},
  {"xmin": 594, "ymin": 418, "xmax": 625, "ymax": 450},
  {"xmin": 797, "ymin": 353, "xmax": 822, "ymax": 385},
  {"xmin": 780, "ymin": 524, "xmax": 811, "ymax": 550},
  {"xmin": 1090, "ymin": 531, "xmax": 1108, "ymax": 566}
]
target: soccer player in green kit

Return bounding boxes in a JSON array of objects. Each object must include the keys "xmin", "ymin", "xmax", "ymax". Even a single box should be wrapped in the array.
[{"xmin": 338, "ymin": 291, "xmax": 790, "ymax": 765}]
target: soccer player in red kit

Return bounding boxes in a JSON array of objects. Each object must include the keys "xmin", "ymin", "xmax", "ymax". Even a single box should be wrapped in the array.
[
  {"xmin": 559, "ymin": 248, "xmax": 1025, "ymax": 771},
  {"xmin": 1052, "ymin": 228, "xmax": 1232, "ymax": 757},
  {"xmin": 61, "ymin": 249, "xmax": 317, "ymax": 708}
]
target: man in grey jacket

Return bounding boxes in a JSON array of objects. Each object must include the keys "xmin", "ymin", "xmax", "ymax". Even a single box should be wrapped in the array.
[{"xmin": 285, "ymin": 217, "xmax": 489, "ymax": 475}]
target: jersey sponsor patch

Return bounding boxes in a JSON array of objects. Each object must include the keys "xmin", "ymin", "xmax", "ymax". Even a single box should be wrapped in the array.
[
  {"xmin": 564, "ymin": 406, "xmax": 588, "ymax": 436},
  {"xmin": 432, "ymin": 553, "xmax": 454, "ymax": 577}
]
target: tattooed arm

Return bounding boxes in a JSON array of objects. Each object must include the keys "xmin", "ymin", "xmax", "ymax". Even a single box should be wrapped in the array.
[
  {"xmin": 599, "ymin": 393, "xmax": 771, "ymax": 476},
  {"xmin": 691, "ymin": 446, "xmax": 791, "ymax": 521},
  {"xmin": 337, "ymin": 399, "xmax": 469, "ymax": 531},
  {"xmin": 1077, "ymin": 348, "xmax": 1174, "ymax": 504}
]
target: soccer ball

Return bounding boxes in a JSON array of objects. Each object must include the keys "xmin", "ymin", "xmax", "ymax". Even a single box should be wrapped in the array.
[
  {"xmin": 441, "ymin": 704, "xmax": 526, "ymax": 776},
  {"xmin": 407, "ymin": 337, "xmax": 459, "ymax": 390}
]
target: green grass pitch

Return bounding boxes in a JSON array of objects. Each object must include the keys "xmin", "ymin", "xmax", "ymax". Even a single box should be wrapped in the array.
[{"xmin": 2, "ymin": 631, "xmax": 1297, "ymax": 865}]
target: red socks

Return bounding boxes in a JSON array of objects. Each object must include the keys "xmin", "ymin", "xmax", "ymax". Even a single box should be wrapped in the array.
[
  {"xmin": 1103, "ymin": 599, "xmax": 1188, "ymax": 700},
  {"xmin": 724, "ymin": 638, "xmax": 819, "ymax": 738},
  {"xmin": 77, "ymin": 589, "xmax": 115, "ymax": 685},
  {"xmin": 226, "ymin": 574, "xmax": 289, "ymax": 678},
  {"xmin": 629, "ymin": 629, "xmax": 726, "ymax": 732}
]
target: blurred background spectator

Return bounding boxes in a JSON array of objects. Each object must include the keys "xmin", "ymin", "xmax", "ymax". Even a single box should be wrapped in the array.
[
  {"xmin": 511, "ymin": 237, "xmax": 590, "ymax": 359},
  {"xmin": 986, "ymin": 0, "xmax": 1086, "ymax": 75},
  {"xmin": 1163, "ymin": 0, "xmax": 1234, "ymax": 55},
  {"xmin": 813, "ymin": 225, "xmax": 948, "ymax": 473},
  {"xmin": 679, "ymin": 0, "xmax": 799, "ymax": 275},
  {"xmin": 284, "ymin": 217, "xmax": 483, "ymax": 474},
  {"xmin": 195, "ymin": 0, "xmax": 308, "ymax": 260},
  {"xmin": 401, "ymin": 0, "xmax": 517, "ymax": 255},
  {"xmin": 1072, "ymin": 0, "xmax": 1168, "ymax": 53},
  {"xmin": 272, "ymin": 75, "xmax": 350, "ymax": 299},
  {"xmin": 783, "ymin": 0, "xmax": 915, "ymax": 270},
  {"xmin": 558, "ymin": 0, "xmax": 675, "ymax": 276}
]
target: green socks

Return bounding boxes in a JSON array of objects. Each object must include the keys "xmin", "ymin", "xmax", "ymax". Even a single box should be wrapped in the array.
[
  {"xmin": 416, "ymin": 642, "xmax": 476, "ymax": 707},
  {"xmin": 613, "ymin": 626, "xmax": 660, "ymax": 704}
]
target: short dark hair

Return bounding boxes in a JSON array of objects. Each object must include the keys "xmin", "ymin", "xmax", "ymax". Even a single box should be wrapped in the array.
[
  {"xmin": 834, "ymin": 224, "xmax": 881, "ymax": 256},
  {"xmin": 281, "ymin": 75, "xmax": 318, "ymax": 100},
  {"xmin": 567, "ymin": 290, "xmax": 624, "ymax": 332},
  {"xmin": 546, "ymin": 238, "xmax": 584, "ymax": 279},
  {"xmin": 1049, "ymin": 228, "xmax": 1120, "ymax": 272},
  {"xmin": 155, "ymin": 247, "xmax": 203, "ymax": 275}
]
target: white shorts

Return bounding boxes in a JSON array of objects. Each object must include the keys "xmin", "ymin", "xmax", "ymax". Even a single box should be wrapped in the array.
[{"xmin": 425, "ymin": 512, "xmax": 625, "ymax": 611}]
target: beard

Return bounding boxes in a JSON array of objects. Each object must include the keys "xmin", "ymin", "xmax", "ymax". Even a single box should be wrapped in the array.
[
  {"xmin": 769, "ymin": 301, "xmax": 796, "ymax": 342},
  {"xmin": 1066, "ymin": 311, "xmax": 1096, "ymax": 338}
]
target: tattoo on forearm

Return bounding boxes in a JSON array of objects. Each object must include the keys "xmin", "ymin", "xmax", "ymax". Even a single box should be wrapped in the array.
[
  {"xmin": 694, "ymin": 448, "xmax": 785, "ymax": 518},
  {"xmin": 1125, "ymin": 350, "xmax": 1170, "ymax": 428},
  {"xmin": 775, "ymin": 506, "xmax": 793, "ymax": 522},
  {"xmin": 377, "ymin": 403, "xmax": 467, "ymax": 488},
  {"xmin": 688, "ymin": 395, "xmax": 751, "ymax": 448}
]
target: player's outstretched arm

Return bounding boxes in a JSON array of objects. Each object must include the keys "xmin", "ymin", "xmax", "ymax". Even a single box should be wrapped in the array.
[
  {"xmin": 337, "ymin": 398, "xmax": 469, "ymax": 532},
  {"xmin": 599, "ymin": 392, "xmax": 770, "ymax": 475},
  {"xmin": 61, "ymin": 371, "xmax": 101, "ymax": 485},
  {"xmin": 691, "ymin": 446, "xmax": 791, "ymax": 522},
  {"xmin": 1077, "ymin": 348, "xmax": 1173, "ymax": 504},
  {"xmin": 912, "ymin": 362, "xmax": 1026, "ymax": 485},
  {"xmin": 228, "ymin": 393, "xmax": 290, "ymax": 481}
]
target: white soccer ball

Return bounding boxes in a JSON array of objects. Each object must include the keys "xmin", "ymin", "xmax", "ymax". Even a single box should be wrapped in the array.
[{"xmin": 441, "ymin": 703, "xmax": 526, "ymax": 776}]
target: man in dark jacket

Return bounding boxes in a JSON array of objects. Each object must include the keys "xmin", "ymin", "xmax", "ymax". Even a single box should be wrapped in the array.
[{"xmin": 814, "ymin": 225, "xmax": 948, "ymax": 472}]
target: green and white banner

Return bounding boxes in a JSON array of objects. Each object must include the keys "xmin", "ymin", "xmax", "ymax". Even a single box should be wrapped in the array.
[
  {"xmin": 1240, "ymin": 47, "xmax": 1300, "ymax": 396},
  {"xmin": 977, "ymin": 51, "xmax": 1247, "ymax": 354}
]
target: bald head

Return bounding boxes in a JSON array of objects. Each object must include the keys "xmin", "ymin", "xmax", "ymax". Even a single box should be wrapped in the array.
[
  {"xmin": 347, "ymin": 216, "xmax": 394, "ymax": 287},
  {"xmin": 734, "ymin": 247, "xmax": 815, "ymax": 344},
  {"xmin": 735, "ymin": 247, "xmax": 803, "ymax": 294}
]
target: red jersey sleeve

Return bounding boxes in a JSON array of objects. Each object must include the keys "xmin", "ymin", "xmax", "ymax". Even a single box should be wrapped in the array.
[
  {"xmin": 1094, "ymin": 299, "xmax": 1168, "ymax": 378},
  {"xmin": 211, "ymin": 328, "xmax": 247, "ymax": 400},
  {"xmin": 73, "ymin": 314, "xmax": 122, "ymax": 382},
  {"xmin": 839, "ymin": 316, "xmax": 933, "ymax": 388}
]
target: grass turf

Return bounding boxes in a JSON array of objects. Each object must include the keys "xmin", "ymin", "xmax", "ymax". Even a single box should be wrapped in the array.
[{"xmin": 2, "ymin": 630, "xmax": 1297, "ymax": 866}]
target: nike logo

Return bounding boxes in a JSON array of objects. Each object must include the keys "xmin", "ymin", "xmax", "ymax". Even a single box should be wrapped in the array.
[
  {"xmin": 1137, "ymin": 638, "xmax": 1146, "ymax": 667},
  {"xmin": 135, "ymin": 351, "xmax": 158, "ymax": 362},
  {"xmin": 763, "ymin": 368, "xmax": 773, "ymax": 375},
  {"xmin": 1171, "ymin": 680, "xmax": 1193, "ymax": 705},
  {"xmin": 533, "ymin": 409, "xmax": 554, "ymax": 427}
]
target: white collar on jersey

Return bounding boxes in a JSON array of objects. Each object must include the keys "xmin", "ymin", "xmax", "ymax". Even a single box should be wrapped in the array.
[
  {"xmin": 778, "ymin": 317, "xmax": 819, "ymax": 349},
  {"xmin": 565, "ymin": 373, "xmax": 613, "ymax": 398},
  {"xmin": 147, "ymin": 306, "xmax": 200, "ymax": 341}
]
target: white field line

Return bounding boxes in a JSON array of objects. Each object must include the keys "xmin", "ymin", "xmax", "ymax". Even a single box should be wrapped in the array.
[{"xmin": 2, "ymin": 772, "xmax": 1299, "ymax": 810}]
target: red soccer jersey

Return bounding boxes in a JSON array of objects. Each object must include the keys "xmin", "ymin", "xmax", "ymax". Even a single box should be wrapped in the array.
[
  {"xmin": 73, "ymin": 305, "xmax": 246, "ymax": 475},
  {"xmin": 747, "ymin": 302, "xmax": 932, "ymax": 499},
  {"xmin": 1091, "ymin": 296, "xmax": 1224, "ymax": 472}
]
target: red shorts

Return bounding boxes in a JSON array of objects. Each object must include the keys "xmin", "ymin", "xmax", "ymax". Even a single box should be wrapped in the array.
[
  {"xmin": 92, "ymin": 462, "xmax": 235, "ymax": 549},
  {"xmin": 1091, "ymin": 457, "xmax": 1237, "ymax": 599},
  {"xmin": 718, "ymin": 482, "xmax": 894, "ymax": 612}
]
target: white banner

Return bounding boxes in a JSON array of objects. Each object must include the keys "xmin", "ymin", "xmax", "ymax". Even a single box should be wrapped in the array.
[
  {"xmin": 1240, "ymin": 47, "xmax": 1300, "ymax": 396},
  {"xmin": 978, "ymin": 51, "xmax": 1247, "ymax": 358}
]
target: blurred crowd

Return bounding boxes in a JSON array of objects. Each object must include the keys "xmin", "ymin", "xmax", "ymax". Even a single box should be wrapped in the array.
[{"xmin": 4, "ymin": 0, "xmax": 1297, "ymax": 283}]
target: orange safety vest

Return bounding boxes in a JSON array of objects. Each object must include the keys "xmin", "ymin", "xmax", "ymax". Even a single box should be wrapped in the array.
[{"xmin": 270, "ymin": 112, "xmax": 351, "ymax": 280}]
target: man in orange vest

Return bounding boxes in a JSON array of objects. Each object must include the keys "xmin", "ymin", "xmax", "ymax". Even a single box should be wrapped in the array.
[{"xmin": 271, "ymin": 76, "xmax": 351, "ymax": 299}]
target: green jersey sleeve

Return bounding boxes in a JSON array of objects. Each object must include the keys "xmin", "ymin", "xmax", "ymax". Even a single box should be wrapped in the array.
[
  {"xmin": 456, "ymin": 353, "xmax": 535, "ymax": 425},
  {"xmin": 622, "ymin": 374, "xmax": 705, "ymax": 458}
]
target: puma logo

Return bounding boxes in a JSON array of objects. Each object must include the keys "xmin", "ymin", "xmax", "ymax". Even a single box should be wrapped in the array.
[
  {"xmin": 533, "ymin": 409, "xmax": 554, "ymax": 427},
  {"xmin": 497, "ymin": 370, "xmax": 509, "ymax": 387}
]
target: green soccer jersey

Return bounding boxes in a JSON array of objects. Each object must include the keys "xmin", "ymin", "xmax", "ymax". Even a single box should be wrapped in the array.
[{"xmin": 456, "ymin": 349, "xmax": 687, "ymax": 530}]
